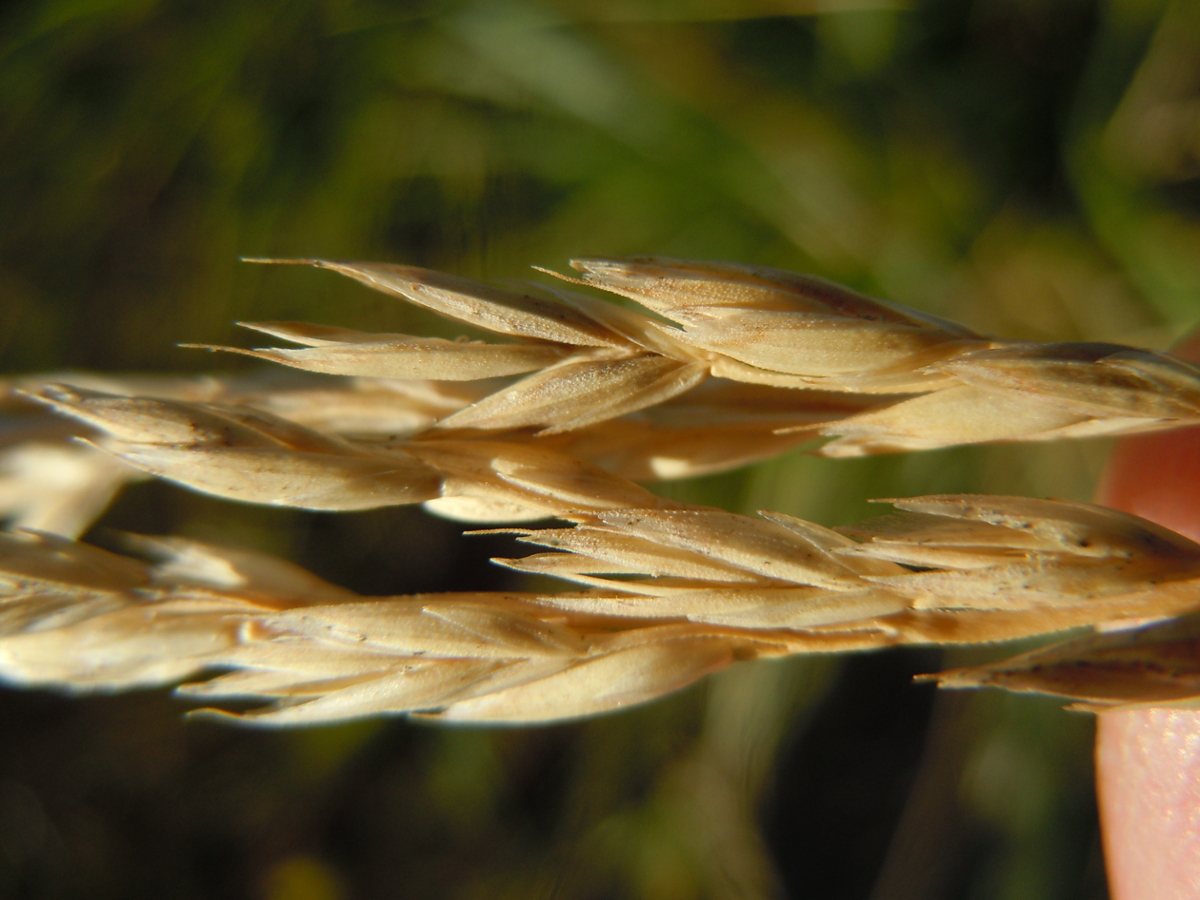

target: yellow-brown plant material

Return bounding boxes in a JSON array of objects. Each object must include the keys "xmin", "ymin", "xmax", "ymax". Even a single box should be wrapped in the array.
[
  {"xmin": 3, "ymin": 257, "xmax": 1200, "ymax": 721},
  {"xmin": 217, "ymin": 257, "xmax": 1200, "ymax": 457},
  {"xmin": 3, "ymin": 485, "xmax": 1200, "ymax": 723}
]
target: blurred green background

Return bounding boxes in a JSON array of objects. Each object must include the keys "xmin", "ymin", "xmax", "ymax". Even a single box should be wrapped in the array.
[{"xmin": 3, "ymin": 0, "xmax": 1200, "ymax": 897}]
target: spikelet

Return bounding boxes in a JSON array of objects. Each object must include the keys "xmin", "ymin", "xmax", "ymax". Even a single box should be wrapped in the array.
[
  {"xmin": 22, "ymin": 379, "xmax": 854, "ymax": 525},
  {"xmin": 0, "ymin": 369, "xmax": 863, "ymax": 535},
  {"xmin": 188, "ymin": 322, "xmax": 571, "ymax": 381},
  {"xmin": 0, "ymin": 370, "xmax": 492, "ymax": 535},
  {"xmin": 20, "ymin": 382, "xmax": 697, "ymax": 524},
  {"xmin": 20, "ymin": 255, "xmax": 1197, "ymax": 534},
  {"xmin": 4, "ymin": 488, "xmax": 1199, "ymax": 723},
  {"xmin": 565, "ymin": 257, "xmax": 980, "ymax": 388},
  {"xmin": 929, "ymin": 613, "xmax": 1200, "ymax": 711},
  {"xmin": 0, "ymin": 530, "xmax": 355, "ymax": 689},
  {"xmin": 0, "ymin": 526, "xmax": 786, "ymax": 723},
  {"xmin": 187, "ymin": 602, "xmax": 775, "ymax": 725},
  {"xmin": 29, "ymin": 384, "xmax": 446, "ymax": 511},
  {"xmin": 2, "ymin": 367, "xmax": 493, "ymax": 440},
  {"xmin": 17, "ymin": 259, "xmax": 1189, "ymax": 523},
  {"xmin": 146, "ymin": 493, "xmax": 1200, "ymax": 720},
  {"xmin": 493, "ymin": 496, "xmax": 1200, "ymax": 648},
  {"xmin": 205, "ymin": 257, "xmax": 1200, "ymax": 457},
  {"xmin": 7, "ymin": 257, "xmax": 1200, "ymax": 721},
  {"xmin": 819, "ymin": 341, "xmax": 1200, "ymax": 455}
]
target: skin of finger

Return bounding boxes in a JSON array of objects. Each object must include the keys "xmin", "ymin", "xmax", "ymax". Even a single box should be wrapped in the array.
[{"xmin": 1094, "ymin": 329, "xmax": 1200, "ymax": 900}]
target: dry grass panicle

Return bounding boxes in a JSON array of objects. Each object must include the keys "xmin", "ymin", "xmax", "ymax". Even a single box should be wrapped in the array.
[
  {"xmin": 220, "ymin": 257, "xmax": 1200, "ymax": 457},
  {"xmin": 9, "ymin": 256, "xmax": 1200, "ymax": 537},
  {"xmin": 3, "ymin": 489, "xmax": 1199, "ymax": 722},
  {"xmin": 2, "ymin": 258, "xmax": 1200, "ymax": 720}
]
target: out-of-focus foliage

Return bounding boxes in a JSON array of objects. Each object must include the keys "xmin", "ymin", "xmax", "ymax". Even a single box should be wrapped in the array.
[{"xmin": 1, "ymin": 0, "xmax": 1197, "ymax": 897}]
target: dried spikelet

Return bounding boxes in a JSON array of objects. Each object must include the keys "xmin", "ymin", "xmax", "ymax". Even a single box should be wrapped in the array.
[
  {"xmin": 564, "ymin": 256, "xmax": 977, "ymax": 336},
  {"xmin": 20, "ymin": 382, "xmax": 707, "ymax": 524},
  {"xmin": 19, "ymin": 382, "xmax": 738, "ymax": 524},
  {"xmin": 27, "ymin": 384, "xmax": 446, "ymax": 511},
  {"xmin": 435, "ymin": 354, "xmax": 709, "ymax": 434},
  {"xmin": 0, "ymin": 528, "xmax": 786, "ymax": 723},
  {"xmin": 210, "ymin": 258, "xmax": 1200, "ymax": 457},
  {"xmin": 15, "ymin": 261, "xmax": 1198, "ymax": 478},
  {"xmin": 568, "ymin": 264, "xmax": 972, "ymax": 383},
  {"xmin": 261, "ymin": 260, "xmax": 633, "ymax": 348},
  {"xmin": 496, "ymin": 496, "xmax": 1200, "ymax": 648},
  {"xmin": 72, "ymin": 582, "xmax": 764, "ymax": 727},
  {"xmin": 2, "ymin": 368, "xmax": 491, "ymax": 440},
  {"xmin": 4, "ymin": 490, "xmax": 1200, "ymax": 723},
  {"xmin": 817, "ymin": 343, "xmax": 1200, "ymax": 455},
  {"xmin": 930, "ymin": 613, "xmax": 1200, "ymax": 710},
  {"xmin": 841, "ymin": 495, "xmax": 1200, "ymax": 611},
  {"xmin": 0, "ymin": 531, "xmax": 353, "ymax": 689},
  {"xmin": 8, "ymin": 257, "xmax": 1200, "ymax": 721},
  {"xmin": 0, "ymin": 364, "xmax": 863, "ymax": 536},
  {"xmin": 0, "ymin": 371, "xmax": 498, "ymax": 536}
]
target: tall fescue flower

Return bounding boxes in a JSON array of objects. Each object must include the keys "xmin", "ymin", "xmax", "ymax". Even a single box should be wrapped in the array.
[
  {"xmin": 213, "ymin": 257, "xmax": 1200, "ymax": 457},
  {"xmin": 14, "ymin": 256, "xmax": 1200, "ymax": 535},
  {"xmin": 931, "ymin": 611, "xmax": 1200, "ymax": 710},
  {"xmin": 0, "ymin": 370, "xmax": 489, "ymax": 534},
  {"xmin": 3, "ymin": 257, "xmax": 1200, "ymax": 722},
  {"xmin": 27, "ymin": 382, "xmax": 689, "ymax": 523},
  {"xmin": 2, "ymin": 489, "xmax": 1198, "ymax": 722},
  {"xmin": 0, "ymin": 529, "xmax": 356, "ymax": 689}
]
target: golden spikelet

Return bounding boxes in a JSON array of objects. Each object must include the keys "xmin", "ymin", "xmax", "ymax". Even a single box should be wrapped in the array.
[
  {"xmin": 16, "ymin": 256, "xmax": 1198, "ymax": 528},
  {"xmin": 930, "ymin": 613, "xmax": 1200, "ymax": 711},
  {"xmin": 212, "ymin": 257, "xmax": 1200, "ymax": 458},
  {"xmin": 3, "ymin": 257, "xmax": 1200, "ymax": 722},
  {"xmin": 3, "ymin": 488, "xmax": 1199, "ymax": 722}
]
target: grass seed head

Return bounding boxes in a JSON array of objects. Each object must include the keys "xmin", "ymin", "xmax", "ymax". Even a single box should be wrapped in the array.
[{"xmin": 5, "ymin": 257, "xmax": 1200, "ymax": 721}]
